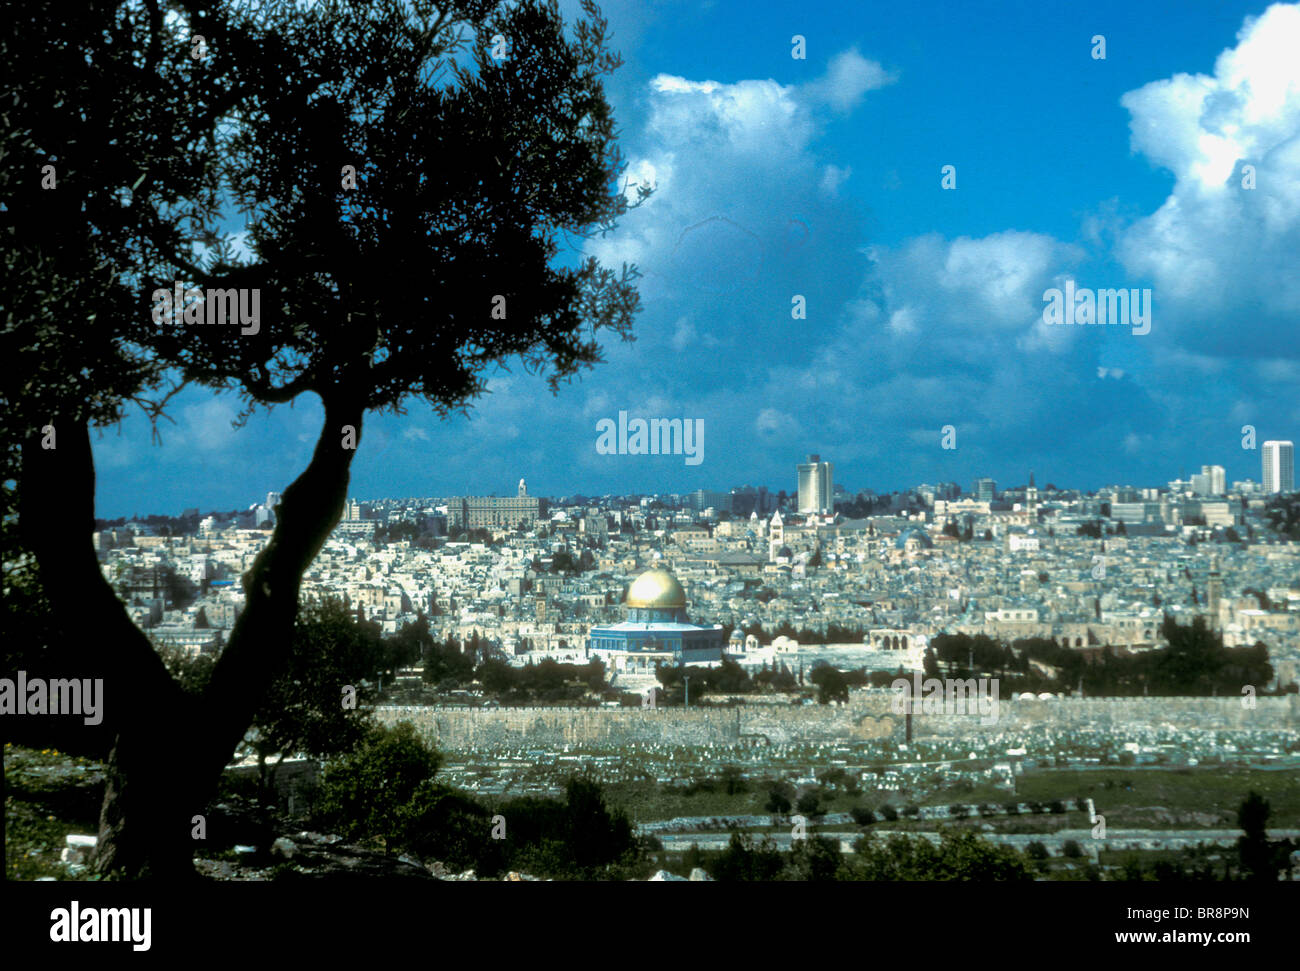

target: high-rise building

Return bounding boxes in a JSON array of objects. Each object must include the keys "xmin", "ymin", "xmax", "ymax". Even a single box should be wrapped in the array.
[
  {"xmin": 973, "ymin": 477, "xmax": 996, "ymax": 503},
  {"xmin": 1262, "ymin": 441, "xmax": 1294, "ymax": 494},
  {"xmin": 797, "ymin": 454, "xmax": 833, "ymax": 515},
  {"xmin": 1207, "ymin": 465, "xmax": 1225, "ymax": 496},
  {"xmin": 1191, "ymin": 465, "xmax": 1225, "ymax": 496}
]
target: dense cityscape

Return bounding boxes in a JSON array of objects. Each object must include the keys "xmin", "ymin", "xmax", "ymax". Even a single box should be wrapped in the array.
[
  {"xmin": 93, "ymin": 446, "xmax": 1300, "ymax": 697},
  {"xmin": 27, "ymin": 441, "xmax": 1287, "ymax": 885}
]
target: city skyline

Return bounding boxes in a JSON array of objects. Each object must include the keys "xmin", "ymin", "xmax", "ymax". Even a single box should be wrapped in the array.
[{"xmin": 98, "ymin": 442, "xmax": 1296, "ymax": 522}]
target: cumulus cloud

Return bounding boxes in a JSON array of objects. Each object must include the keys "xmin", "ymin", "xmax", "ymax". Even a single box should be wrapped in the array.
[
  {"xmin": 585, "ymin": 56, "xmax": 879, "ymax": 310},
  {"xmin": 1118, "ymin": 2, "xmax": 1300, "ymax": 357},
  {"xmin": 645, "ymin": 74, "xmax": 815, "ymax": 161},
  {"xmin": 852, "ymin": 231, "xmax": 1085, "ymax": 363}
]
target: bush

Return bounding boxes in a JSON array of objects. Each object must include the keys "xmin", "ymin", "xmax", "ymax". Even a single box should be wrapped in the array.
[
  {"xmin": 765, "ymin": 782, "xmax": 794, "ymax": 815},
  {"xmin": 880, "ymin": 805, "xmax": 899, "ymax": 822},
  {"xmin": 1004, "ymin": 802, "xmax": 1020, "ymax": 815},
  {"xmin": 817, "ymin": 767, "xmax": 849, "ymax": 789},
  {"xmin": 495, "ymin": 776, "xmax": 639, "ymax": 879},
  {"xmin": 719, "ymin": 765, "xmax": 747, "ymax": 795},
  {"xmin": 1048, "ymin": 799, "xmax": 1066, "ymax": 815},
  {"xmin": 313, "ymin": 721, "xmax": 441, "ymax": 852},
  {"xmin": 683, "ymin": 843, "xmax": 706, "ymax": 874},
  {"xmin": 796, "ymin": 789, "xmax": 826, "ymax": 817},
  {"xmin": 847, "ymin": 829, "xmax": 1034, "ymax": 881},
  {"xmin": 1026, "ymin": 840, "xmax": 1050, "ymax": 862},
  {"xmin": 850, "ymin": 806, "xmax": 876, "ymax": 826},
  {"xmin": 783, "ymin": 834, "xmax": 843, "ymax": 882},
  {"xmin": 1062, "ymin": 839, "xmax": 1083, "ymax": 859},
  {"xmin": 710, "ymin": 831, "xmax": 784, "ymax": 882}
]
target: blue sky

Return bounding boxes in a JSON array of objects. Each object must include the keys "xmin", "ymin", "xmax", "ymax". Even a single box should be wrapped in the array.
[{"xmin": 93, "ymin": 0, "xmax": 1300, "ymax": 516}]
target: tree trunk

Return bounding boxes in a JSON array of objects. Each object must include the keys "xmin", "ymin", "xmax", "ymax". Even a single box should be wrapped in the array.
[
  {"xmin": 21, "ymin": 403, "xmax": 361, "ymax": 878},
  {"xmin": 92, "ymin": 691, "xmax": 208, "ymax": 879},
  {"xmin": 21, "ymin": 419, "xmax": 197, "ymax": 876}
]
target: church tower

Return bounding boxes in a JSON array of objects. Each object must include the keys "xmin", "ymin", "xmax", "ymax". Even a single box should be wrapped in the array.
[
  {"xmin": 518, "ymin": 478, "xmax": 528, "ymax": 497},
  {"xmin": 768, "ymin": 510, "xmax": 784, "ymax": 562},
  {"xmin": 1027, "ymin": 471, "xmax": 1038, "ymax": 522}
]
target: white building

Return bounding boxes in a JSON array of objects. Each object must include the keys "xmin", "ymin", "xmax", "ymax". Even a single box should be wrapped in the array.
[
  {"xmin": 1007, "ymin": 533, "xmax": 1040, "ymax": 552},
  {"xmin": 797, "ymin": 454, "xmax": 833, "ymax": 515},
  {"xmin": 1262, "ymin": 441, "xmax": 1294, "ymax": 494},
  {"xmin": 1191, "ymin": 464, "xmax": 1225, "ymax": 496}
]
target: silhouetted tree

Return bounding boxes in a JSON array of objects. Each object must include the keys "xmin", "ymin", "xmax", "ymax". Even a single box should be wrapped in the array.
[{"xmin": 8, "ymin": 0, "xmax": 645, "ymax": 878}]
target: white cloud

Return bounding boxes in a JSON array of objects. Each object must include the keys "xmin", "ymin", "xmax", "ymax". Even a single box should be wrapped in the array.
[
  {"xmin": 645, "ymin": 74, "xmax": 814, "ymax": 160},
  {"xmin": 1118, "ymin": 3, "xmax": 1300, "ymax": 353},
  {"xmin": 861, "ymin": 231, "xmax": 1084, "ymax": 352},
  {"xmin": 586, "ymin": 61, "xmax": 876, "ymax": 302},
  {"xmin": 802, "ymin": 47, "xmax": 896, "ymax": 114}
]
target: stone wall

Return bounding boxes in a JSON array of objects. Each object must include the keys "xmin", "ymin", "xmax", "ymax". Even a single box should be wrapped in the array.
[{"xmin": 373, "ymin": 694, "xmax": 1298, "ymax": 754}]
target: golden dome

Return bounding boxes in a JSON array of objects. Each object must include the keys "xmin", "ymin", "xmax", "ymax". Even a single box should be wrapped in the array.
[{"xmin": 625, "ymin": 568, "xmax": 686, "ymax": 609}]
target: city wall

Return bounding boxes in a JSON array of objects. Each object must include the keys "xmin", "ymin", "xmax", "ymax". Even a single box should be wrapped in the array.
[{"xmin": 374, "ymin": 694, "xmax": 1299, "ymax": 754}]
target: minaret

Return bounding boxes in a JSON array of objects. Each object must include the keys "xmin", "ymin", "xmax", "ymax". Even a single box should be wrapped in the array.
[{"xmin": 1026, "ymin": 471, "xmax": 1038, "ymax": 522}]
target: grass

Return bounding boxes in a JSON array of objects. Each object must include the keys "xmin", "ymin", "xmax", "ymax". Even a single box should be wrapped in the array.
[
  {"xmin": 958, "ymin": 766, "xmax": 1300, "ymax": 830},
  {"xmin": 600, "ymin": 779, "xmax": 886, "ymax": 822},
  {"xmin": 4, "ymin": 743, "xmax": 104, "ymax": 881},
  {"xmin": 604, "ymin": 765, "xmax": 1300, "ymax": 841}
]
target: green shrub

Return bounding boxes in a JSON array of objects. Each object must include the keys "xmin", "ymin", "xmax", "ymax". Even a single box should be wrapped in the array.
[{"xmin": 313, "ymin": 721, "xmax": 440, "ymax": 852}]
